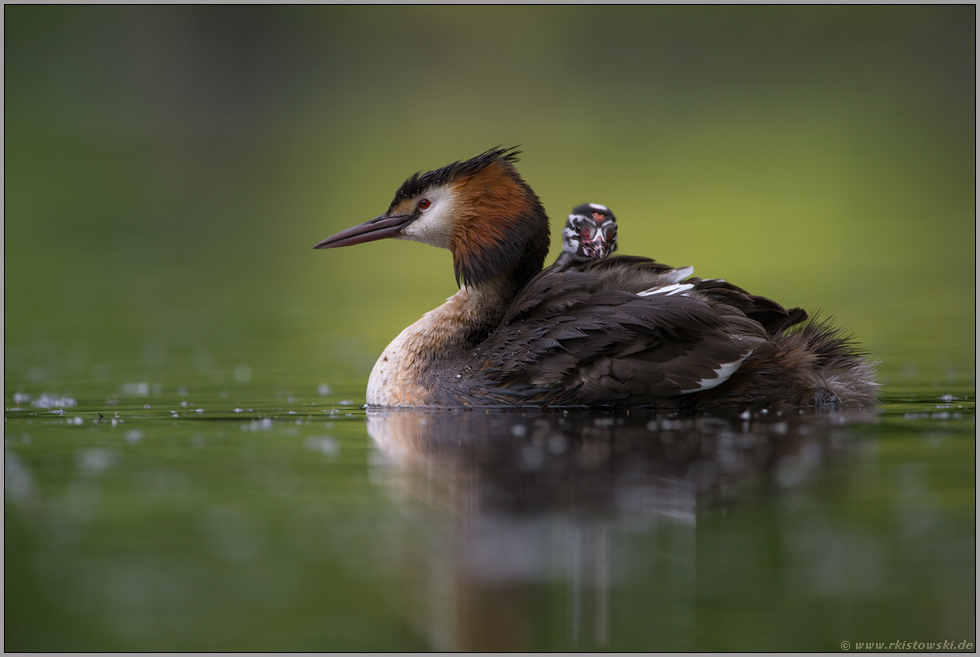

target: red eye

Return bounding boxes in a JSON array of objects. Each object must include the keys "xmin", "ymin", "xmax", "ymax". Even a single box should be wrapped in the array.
[
  {"xmin": 580, "ymin": 227, "xmax": 593, "ymax": 241},
  {"xmin": 418, "ymin": 198, "xmax": 431, "ymax": 210}
]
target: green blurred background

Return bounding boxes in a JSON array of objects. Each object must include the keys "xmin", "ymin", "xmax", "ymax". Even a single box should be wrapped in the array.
[
  {"xmin": 5, "ymin": 4, "xmax": 976, "ymax": 397},
  {"xmin": 4, "ymin": 7, "xmax": 976, "ymax": 651}
]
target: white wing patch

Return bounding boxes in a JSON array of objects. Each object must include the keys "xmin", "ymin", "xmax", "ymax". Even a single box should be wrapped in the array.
[
  {"xmin": 662, "ymin": 266, "xmax": 694, "ymax": 284},
  {"xmin": 680, "ymin": 355, "xmax": 750, "ymax": 394},
  {"xmin": 637, "ymin": 282, "xmax": 694, "ymax": 297}
]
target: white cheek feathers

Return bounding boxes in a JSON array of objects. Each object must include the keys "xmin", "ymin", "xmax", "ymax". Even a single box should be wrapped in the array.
[
  {"xmin": 397, "ymin": 184, "xmax": 458, "ymax": 250},
  {"xmin": 561, "ymin": 225, "xmax": 580, "ymax": 250}
]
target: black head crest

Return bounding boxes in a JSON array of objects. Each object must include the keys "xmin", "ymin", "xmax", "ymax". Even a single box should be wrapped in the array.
[{"xmin": 388, "ymin": 146, "xmax": 522, "ymax": 212}]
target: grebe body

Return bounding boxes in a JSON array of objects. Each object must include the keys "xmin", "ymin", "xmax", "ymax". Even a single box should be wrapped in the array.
[{"xmin": 316, "ymin": 148, "xmax": 877, "ymax": 411}]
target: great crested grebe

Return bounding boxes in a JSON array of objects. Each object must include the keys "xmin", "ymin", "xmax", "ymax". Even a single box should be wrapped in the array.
[
  {"xmin": 552, "ymin": 203, "xmax": 618, "ymax": 271},
  {"xmin": 315, "ymin": 147, "xmax": 878, "ymax": 411}
]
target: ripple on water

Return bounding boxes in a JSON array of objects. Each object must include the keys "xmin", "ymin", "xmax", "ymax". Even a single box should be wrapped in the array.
[{"xmin": 2, "ymin": 379, "xmax": 974, "ymax": 651}]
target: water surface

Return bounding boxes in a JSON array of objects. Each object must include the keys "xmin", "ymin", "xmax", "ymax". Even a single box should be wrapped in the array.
[{"xmin": 5, "ymin": 376, "xmax": 975, "ymax": 650}]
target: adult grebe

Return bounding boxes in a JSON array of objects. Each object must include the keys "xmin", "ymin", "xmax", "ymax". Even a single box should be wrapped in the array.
[{"xmin": 315, "ymin": 147, "xmax": 877, "ymax": 411}]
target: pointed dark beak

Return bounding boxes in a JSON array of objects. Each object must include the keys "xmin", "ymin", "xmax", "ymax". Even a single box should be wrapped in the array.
[{"xmin": 314, "ymin": 214, "xmax": 415, "ymax": 249}]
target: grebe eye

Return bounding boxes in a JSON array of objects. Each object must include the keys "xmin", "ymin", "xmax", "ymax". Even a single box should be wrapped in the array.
[{"xmin": 418, "ymin": 198, "xmax": 431, "ymax": 210}]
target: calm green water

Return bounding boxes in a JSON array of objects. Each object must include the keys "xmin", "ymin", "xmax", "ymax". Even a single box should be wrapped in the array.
[
  {"xmin": 5, "ymin": 5, "xmax": 975, "ymax": 651},
  {"xmin": 4, "ymin": 378, "xmax": 976, "ymax": 650}
]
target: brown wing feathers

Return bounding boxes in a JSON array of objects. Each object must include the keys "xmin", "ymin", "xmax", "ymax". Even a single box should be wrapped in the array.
[
  {"xmin": 465, "ymin": 266, "xmax": 769, "ymax": 406},
  {"xmin": 442, "ymin": 255, "xmax": 873, "ymax": 410},
  {"xmin": 688, "ymin": 278, "xmax": 808, "ymax": 337},
  {"xmin": 586, "ymin": 256, "xmax": 808, "ymax": 337}
]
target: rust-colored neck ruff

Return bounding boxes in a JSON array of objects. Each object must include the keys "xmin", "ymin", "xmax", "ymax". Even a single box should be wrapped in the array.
[{"xmin": 448, "ymin": 161, "xmax": 549, "ymax": 292}]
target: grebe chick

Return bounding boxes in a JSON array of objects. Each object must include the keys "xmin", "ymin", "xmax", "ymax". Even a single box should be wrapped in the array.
[
  {"xmin": 552, "ymin": 203, "xmax": 618, "ymax": 271},
  {"xmin": 315, "ymin": 147, "xmax": 878, "ymax": 411}
]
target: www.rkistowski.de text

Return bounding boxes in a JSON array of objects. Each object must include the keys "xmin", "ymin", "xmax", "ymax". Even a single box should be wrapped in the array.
[{"xmin": 841, "ymin": 640, "xmax": 974, "ymax": 651}]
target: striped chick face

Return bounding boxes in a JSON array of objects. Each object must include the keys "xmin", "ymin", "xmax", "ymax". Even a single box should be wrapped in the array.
[{"xmin": 562, "ymin": 203, "xmax": 618, "ymax": 262}]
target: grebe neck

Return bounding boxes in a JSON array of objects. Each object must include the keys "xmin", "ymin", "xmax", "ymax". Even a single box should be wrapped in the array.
[{"xmin": 365, "ymin": 274, "xmax": 521, "ymax": 406}]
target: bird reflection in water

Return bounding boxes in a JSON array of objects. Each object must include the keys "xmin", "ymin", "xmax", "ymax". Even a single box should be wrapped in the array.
[{"xmin": 365, "ymin": 408, "xmax": 874, "ymax": 651}]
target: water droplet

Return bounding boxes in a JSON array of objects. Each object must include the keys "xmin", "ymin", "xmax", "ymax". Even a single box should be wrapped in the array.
[
  {"xmin": 121, "ymin": 382, "xmax": 149, "ymax": 396},
  {"xmin": 32, "ymin": 394, "xmax": 77, "ymax": 409},
  {"xmin": 76, "ymin": 448, "xmax": 118, "ymax": 472},
  {"xmin": 306, "ymin": 436, "xmax": 339, "ymax": 457},
  {"xmin": 547, "ymin": 434, "xmax": 567, "ymax": 454},
  {"xmin": 235, "ymin": 363, "xmax": 252, "ymax": 384},
  {"xmin": 143, "ymin": 342, "xmax": 167, "ymax": 368},
  {"xmin": 193, "ymin": 348, "xmax": 215, "ymax": 374},
  {"xmin": 519, "ymin": 445, "xmax": 544, "ymax": 470}
]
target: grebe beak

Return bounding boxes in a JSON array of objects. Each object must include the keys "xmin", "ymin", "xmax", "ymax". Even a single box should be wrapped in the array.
[
  {"xmin": 314, "ymin": 214, "xmax": 415, "ymax": 249},
  {"xmin": 581, "ymin": 231, "xmax": 609, "ymax": 259}
]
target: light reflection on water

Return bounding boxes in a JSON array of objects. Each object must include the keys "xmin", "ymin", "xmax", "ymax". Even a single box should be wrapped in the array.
[
  {"xmin": 364, "ymin": 408, "xmax": 881, "ymax": 650},
  {"xmin": 4, "ymin": 391, "xmax": 975, "ymax": 650}
]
